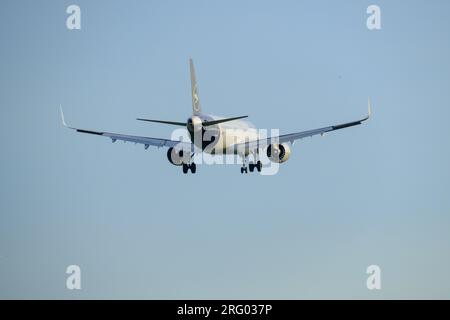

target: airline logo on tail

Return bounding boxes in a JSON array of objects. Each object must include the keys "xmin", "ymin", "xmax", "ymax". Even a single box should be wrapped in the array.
[{"xmin": 193, "ymin": 86, "xmax": 200, "ymax": 112}]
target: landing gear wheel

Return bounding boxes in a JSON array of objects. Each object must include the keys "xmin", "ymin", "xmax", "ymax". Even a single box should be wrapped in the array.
[
  {"xmin": 190, "ymin": 162, "xmax": 196, "ymax": 174},
  {"xmin": 241, "ymin": 167, "xmax": 248, "ymax": 174},
  {"xmin": 256, "ymin": 161, "xmax": 262, "ymax": 172},
  {"xmin": 249, "ymin": 163, "xmax": 255, "ymax": 172},
  {"xmin": 182, "ymin": 163, "xmax": 189, "ymax": 174}
]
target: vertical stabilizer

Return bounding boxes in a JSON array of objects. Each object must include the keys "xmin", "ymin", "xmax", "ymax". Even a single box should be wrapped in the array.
[{"xmin": 190, "ymin": 58, "xmax": 201, "ymax": 115}]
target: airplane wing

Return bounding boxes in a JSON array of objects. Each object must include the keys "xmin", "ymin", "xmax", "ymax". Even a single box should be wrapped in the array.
[
  {"xmin": 60, "ymin": 107, "xmax": 193, "ymax": 152},
  {"xmin": 234, "ymin": 98, "xmax": 372, "ymax": 151}
]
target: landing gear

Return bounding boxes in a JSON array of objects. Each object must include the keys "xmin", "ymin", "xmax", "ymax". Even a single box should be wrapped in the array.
[
  {"xmin": 240, "ymin": 156, "xmax": 248, "ymax": 174},
  {"xmin": 240, "ymin": 155, "xmax": 262, "ymax": 174},
  {"xmin": 248, "ymin": 161, "xmax": 262, "ymax": 173},
  {"xmin": 182, "ymin": 162, "xmax": 196, "ymax": 174},
  {"xmin": 241, "ymin": 150, "xmax": 262, "ymax": 174}
]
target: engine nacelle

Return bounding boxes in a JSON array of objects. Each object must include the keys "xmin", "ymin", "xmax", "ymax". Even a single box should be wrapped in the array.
[
  {"xmin": 266, "ymin": 143, "xmax": 291, "ymax": 163},
  {"xmin": 167, "ymin": 147, "xmax": 186, "ymax": 166}
]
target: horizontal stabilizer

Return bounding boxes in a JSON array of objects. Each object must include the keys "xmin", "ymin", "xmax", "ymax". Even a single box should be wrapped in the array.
[
  {"xmin": 136, "ymin": 118, "xmax": 186, "ymax": 126},
  {"xmin": 203, "ymin": 115, "xmax": 248, "ymax": 127}
]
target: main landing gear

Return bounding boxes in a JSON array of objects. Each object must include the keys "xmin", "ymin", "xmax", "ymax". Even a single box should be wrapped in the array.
[
  {"xmin": 182, "ymin": 162, "xmax": 196, "ymax": 174},
  {"xmin": 240, "ymin": 160, "xmax": 262, "ymax": 174},
  {"xmin": 249, "ymin": 161, "xmax": 262, "ymax": 173}
]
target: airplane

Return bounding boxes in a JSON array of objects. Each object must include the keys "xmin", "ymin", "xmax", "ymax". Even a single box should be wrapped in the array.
[{"xmin": 60, "ymin": 58, "xmax": 371, "ymax": 174}]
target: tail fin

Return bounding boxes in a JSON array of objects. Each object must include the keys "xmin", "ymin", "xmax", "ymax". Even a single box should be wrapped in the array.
[{"xmin": 190, "ymin": 58, "xmax": 201, "ymax": 115}]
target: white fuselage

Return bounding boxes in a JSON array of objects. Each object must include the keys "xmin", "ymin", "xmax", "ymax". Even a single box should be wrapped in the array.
[{"xmin": 191, "ymin": 114, "xmax": 259, "ymax": 156}]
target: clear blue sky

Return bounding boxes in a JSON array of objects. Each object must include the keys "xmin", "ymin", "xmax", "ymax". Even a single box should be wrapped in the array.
[{"xmin": 1, "ymin": 0, "xmax": 450, "ymax": 298}]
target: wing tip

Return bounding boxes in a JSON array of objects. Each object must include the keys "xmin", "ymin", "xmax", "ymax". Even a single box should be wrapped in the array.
[
  {"xmin": 59, "ymin": 104, "xmax": 68, "ymax": 127},
  {"xmin": 361, "ymin": 97, "xmax": 372, "ymax": 122}
]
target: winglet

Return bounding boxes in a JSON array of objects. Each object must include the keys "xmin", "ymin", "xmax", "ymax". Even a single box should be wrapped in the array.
[
  {"xmin": 59, "ymin": 105, "xmax": 68, "ymax": 127},
  {"xmin": 360, "ymin": 97, "xmax": 372, "ymax": 122}
]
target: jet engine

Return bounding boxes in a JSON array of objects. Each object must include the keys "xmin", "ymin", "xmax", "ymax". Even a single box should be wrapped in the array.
[
  {"xmin": 266, "ymin": 143, "xmax": 291, "ymax": 163},
  {"xmin": 167, "ymin": 147, "xmax": 187, "ymax": 166}
]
